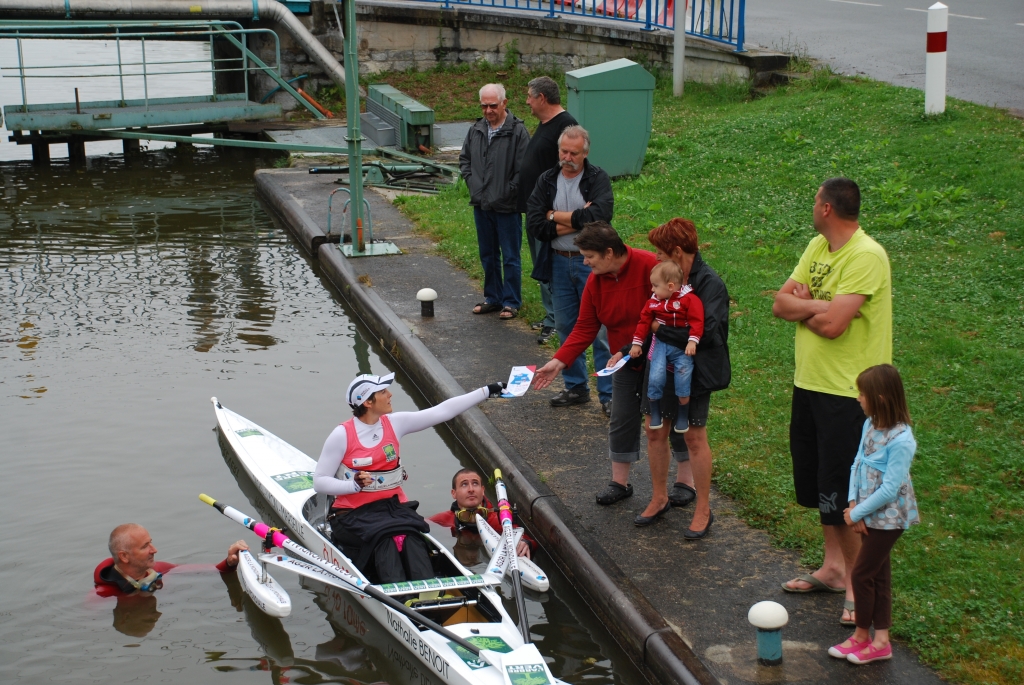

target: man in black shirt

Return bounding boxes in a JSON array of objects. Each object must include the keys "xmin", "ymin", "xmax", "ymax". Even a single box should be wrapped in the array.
[{"xmin": 519, "ymin": 76, "xmax": 578, "ymax": 344}]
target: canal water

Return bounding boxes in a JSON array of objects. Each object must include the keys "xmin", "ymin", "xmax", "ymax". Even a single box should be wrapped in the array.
[{"xmin": 0, "ymin": 145, "xmax": 644, "ymax": 683}]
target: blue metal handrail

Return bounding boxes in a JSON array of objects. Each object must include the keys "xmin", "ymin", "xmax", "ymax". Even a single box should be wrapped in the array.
[{"xmin": 411, "ymin": 0, "xmax": 744, "ymax": 50}]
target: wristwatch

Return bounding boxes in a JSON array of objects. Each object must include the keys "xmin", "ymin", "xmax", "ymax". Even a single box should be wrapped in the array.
[{"xmin": 548, "ymin": 211, "xmax": 555, "ymax": 222}]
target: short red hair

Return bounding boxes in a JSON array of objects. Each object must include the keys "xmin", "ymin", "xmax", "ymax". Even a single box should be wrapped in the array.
[{"xmin": 648, "ymin": 218, "xmax": 698, "ymax": 256}]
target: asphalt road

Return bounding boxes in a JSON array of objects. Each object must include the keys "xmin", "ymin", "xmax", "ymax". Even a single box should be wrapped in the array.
[{"xmin": 744, "ymin": 0, "xmax": 1024, "ymax": 111}]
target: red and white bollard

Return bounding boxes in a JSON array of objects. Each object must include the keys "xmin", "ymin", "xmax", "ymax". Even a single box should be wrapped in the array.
[{"xmin": 925, "ymin": 2, "xmax": 948, "ymax": 115}]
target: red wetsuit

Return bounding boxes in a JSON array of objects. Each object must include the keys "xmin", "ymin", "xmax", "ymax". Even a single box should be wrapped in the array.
[
  {"xmin": 93, "ymin": 558, "xmax": 233, "ymax": 598},
  {"xmin": 428, "ymin": 498, "xmax": 537, "ymax": 552}
]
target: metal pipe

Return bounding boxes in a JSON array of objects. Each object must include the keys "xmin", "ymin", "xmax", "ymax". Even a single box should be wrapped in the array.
[
  {"xmin": 343, "ymin": 0, "xmax": 365, "ymax": 254},
  {"xmin": 0, "ymin": 0, "xmax": 349, "ymax": 88}
]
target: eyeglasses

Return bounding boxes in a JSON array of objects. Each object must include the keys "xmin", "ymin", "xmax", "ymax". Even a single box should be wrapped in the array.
[{"xmin": 480, "ymin": 103, "xmax": 501, "ymax": 110}]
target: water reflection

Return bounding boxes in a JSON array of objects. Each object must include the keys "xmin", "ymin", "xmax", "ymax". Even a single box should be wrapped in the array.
[{"xmin": 0, "ymin": 151, "xmax": 284, "ymax": 360}]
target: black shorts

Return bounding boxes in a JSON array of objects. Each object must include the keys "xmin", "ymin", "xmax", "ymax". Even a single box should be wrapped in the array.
[
  {"xmin": 608, "ymin": 364, "xmax": 691, "ymax": 463},
  {"xmin": 790, "ymin": 386, "xmax": 866, "ymax": 526}
]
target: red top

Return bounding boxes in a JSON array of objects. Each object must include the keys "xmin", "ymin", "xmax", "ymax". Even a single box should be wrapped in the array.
[
  {"xmin": 428, "ymin": 498, "xmax": 537, "ymax": 552},
  {"xmin": 554, "ymin": 246, "xmax": 660, "ymax": 367},
  {"xmin": 331, "ymin": 415, "xmax": 407, "ymax": 510},
  {"xmin": 93, "ymin": 558, "xmax": 231, "ymax": 597},
  {"xmin": 631, "ymin": 288, "xmax": 704, "ymax": 346}
]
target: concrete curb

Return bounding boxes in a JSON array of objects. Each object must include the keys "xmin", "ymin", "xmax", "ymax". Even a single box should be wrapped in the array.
[{"xmin": 255, "ymin": 172, "xmax": 720, "ymax": 685}]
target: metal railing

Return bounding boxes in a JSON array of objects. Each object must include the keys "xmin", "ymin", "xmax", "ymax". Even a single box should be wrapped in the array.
[
  {"xmin": 429, "ymin": 0, "xmax": 745, "ymax": 50},
  {"xmin": 0, "ymin": 20, "xmax": 328, "ymax": 119}
]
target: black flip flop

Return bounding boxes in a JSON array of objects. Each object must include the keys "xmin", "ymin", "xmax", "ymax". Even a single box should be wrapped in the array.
[{"xmin": 473, "ymin": 302, "xmax": 502, "ymax": 315}]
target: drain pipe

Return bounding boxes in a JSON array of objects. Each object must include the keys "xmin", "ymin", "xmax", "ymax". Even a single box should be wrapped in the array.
[{"xmin": 0, "ymin": 0, "xmax": 348, "ymax": 89}]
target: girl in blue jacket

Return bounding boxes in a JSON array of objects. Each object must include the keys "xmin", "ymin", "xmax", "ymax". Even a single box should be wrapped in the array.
[{"xmin": 830, "ymin": 364, "xmax": 920, "ymax": 665}]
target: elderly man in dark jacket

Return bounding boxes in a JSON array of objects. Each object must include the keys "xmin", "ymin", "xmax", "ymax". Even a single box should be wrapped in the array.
[
  {"xmin": 459, "ymin": 83, "xmax": 531, "ymax": 319},
  {"xmin": 526, "ymin": 125, "xmax": 615, "ymax": 413}
]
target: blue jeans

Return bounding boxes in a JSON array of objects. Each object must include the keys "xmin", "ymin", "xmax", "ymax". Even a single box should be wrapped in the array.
[
  {"xmin": 647, "ymin": 338, "xmax": 693, "ymax": 401},
  {"xmin": 473, "ymin": 208, "xmax": 522, "ymax": 309},
  {"xmin": 525, "ymin": 228, "xmax": 554, "ymax": 327},
  {"xmin": 551, "ymin": 251, "xmax": 612, "ymax": 403}
]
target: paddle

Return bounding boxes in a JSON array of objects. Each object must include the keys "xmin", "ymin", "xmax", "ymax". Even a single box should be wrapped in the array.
[
  {"xmin": 198, "ymin": 493, "xmax": 485, "ymax": 658},
  {"xmin": 492, "ymin": 470, "xmax": 531, "ymax": 642}
]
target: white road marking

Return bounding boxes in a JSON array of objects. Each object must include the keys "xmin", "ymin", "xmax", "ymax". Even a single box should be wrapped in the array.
[
  {"xmin": 828, "ymin": 0, "xmax": 883, "ymax": 5},
  {"xmin": 905, "ymin": 8, "xmax": 986, "ymax": 19}
]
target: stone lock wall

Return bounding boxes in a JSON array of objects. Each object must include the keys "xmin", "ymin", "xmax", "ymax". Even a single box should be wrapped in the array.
[{"xmin": 249, "ymin": 0, "xmax": 787, "ymax": 111}]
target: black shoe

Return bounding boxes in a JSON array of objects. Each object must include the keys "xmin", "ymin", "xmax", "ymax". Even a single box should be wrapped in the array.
[
  {"xmin": 669, "ymin": 482, "xmax": 696, "ymax": 508},
  {"xmin": 634, "ymin": 501, "xmax": 672, "ymax": 527},
  {"xmin": 596, "ymin": 481, "xmax": 633, "ymax": 505},
  {"xmin": 536, "ymin": 326, "xmax": 555, "ymax": 344},
  {"xmin": 530, "ymin": 321, "xmax": 545, "ymax": 331},
  {"xmin": 683, "ymin": 512, "xmax": 715, "ymax": 540},
  {"xmin": 601, "ymin": 400, "xmax": 612, "ymax": 417},
  {"xmin": 648, "ymin": 402, "xmax": 663, "ymax": 429},
  {"xmin": 550, "ymin": 388, "xmax": 590, "ymax": 407}
]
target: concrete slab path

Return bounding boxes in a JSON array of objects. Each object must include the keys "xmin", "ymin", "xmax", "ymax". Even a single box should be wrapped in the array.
[{"xmin": 259, "ymin": 168, "xmax": 946, "ymax": 685}]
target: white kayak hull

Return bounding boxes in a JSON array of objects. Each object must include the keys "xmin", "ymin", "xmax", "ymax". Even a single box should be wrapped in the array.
[
  {"xmin": 236, "ymin": 549, "xmax": 291, "ymax": 618},
  {"xmin": 210, "ymin": 398, "xmax": 564, "ymax": 685}
]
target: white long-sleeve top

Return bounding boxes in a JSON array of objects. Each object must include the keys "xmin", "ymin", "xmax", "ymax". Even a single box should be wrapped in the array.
[{"xmin": 313, "ymin": 387, "xmax": 489, "ymax": 496}]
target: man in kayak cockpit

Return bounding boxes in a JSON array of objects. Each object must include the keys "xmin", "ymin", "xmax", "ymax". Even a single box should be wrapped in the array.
[
  {"xmin": 429, "ymin": 467, "xmax": 535, "ymax": 565},
  {"xmin": 313, "ymin": 373, "xmax": 506, "ymax": 584}
]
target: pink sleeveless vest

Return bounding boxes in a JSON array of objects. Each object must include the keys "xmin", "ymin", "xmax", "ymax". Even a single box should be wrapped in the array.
[{"xmin": 330, "ymin": 415, "xmax": 407, "ymax": 509}]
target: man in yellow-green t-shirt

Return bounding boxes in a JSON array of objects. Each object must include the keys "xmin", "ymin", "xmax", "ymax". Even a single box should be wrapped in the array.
[{"xmin": 772, "ymin": 178, "xmax": 892, "ymax": 624}]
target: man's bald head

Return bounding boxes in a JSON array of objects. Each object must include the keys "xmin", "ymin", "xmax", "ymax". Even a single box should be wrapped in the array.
[
  {"xmin": 108, "ymin": 523, "xmax": 146, "ymax": 558},
  {"xmin": 108, "ymin": 524, "xmax": 158, "ymax": 579}
]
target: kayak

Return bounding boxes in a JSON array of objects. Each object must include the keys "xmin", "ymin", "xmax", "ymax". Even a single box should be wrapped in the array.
[
  {"xmin": 211, "ymin": 398, "xmax": 567, "ymax": 685},
  {"xmin": 235, "ymin": 548, "xmax": 292, "ymax": 618}
]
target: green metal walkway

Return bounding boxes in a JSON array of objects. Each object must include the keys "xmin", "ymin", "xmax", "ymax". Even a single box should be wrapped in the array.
[{"xmin": 0, "ymin": 19, "xmax": 334, "ymax": 158}]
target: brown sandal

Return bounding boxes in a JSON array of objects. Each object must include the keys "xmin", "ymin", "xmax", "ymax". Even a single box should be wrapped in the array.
[{"xmin": 499, "ymin": 306, "xmax": 518, "ymax": 320}]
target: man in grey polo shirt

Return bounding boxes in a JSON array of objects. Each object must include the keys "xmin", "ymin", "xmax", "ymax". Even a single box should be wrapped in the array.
[{"xmin": 526, "ymin": 125, "xmax": 614, "ymax": 413}]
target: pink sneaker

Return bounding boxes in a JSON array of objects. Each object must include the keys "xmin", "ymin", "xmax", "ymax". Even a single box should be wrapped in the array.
[
  {"xmin": 828, "ymin": 637, "xmax": 871, "ymax": 659},
  {"xmin": 847, "ymin": 642, "xmax": 893, "ymax": 664}
]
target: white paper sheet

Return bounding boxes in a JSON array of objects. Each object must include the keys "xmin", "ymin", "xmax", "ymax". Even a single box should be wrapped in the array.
[
  {"xmin": 593, "ymin": 356, "xmax": 629, "ymax": 377},
  {"xmin": 501, "ymin": 365, "xmax": 535, "ymax": 397}
]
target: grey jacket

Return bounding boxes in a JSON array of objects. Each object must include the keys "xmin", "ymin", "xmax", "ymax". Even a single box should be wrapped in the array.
[{"xmin": 458, "ymin": 112, "xmax": 531, "ymax": 213}]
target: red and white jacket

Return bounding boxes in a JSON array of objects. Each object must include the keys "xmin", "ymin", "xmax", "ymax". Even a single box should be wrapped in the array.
[{"xmin": 631, "ymin": 285, "xmax": 704, "ymax": 346}]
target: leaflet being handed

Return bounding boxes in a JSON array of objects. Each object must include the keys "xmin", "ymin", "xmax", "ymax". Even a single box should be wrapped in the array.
[{"xmin": 501, "ymin": 366, "xmax": 535, "ymax": 398}]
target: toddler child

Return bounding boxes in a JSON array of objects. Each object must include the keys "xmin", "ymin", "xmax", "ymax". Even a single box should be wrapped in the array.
[
  {"xmin": 629, "ymin": 261, "xmax": 704, "ymax": 433},
  {"xmin": 829, "ymin": 363, "xmax": 920, "ymax": 665}
]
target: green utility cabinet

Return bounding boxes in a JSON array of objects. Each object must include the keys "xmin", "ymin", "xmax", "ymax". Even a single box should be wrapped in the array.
[
  {"xmin": 366, "ymin": 84, "xmax": 434, "ymax": 152},
  {"xmin": 566, "ymin": 59, "xmax": 655, "ymax": 177}
]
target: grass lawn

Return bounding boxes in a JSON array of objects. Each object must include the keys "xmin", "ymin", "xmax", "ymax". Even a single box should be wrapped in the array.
[{"xmin": 373, "ymin": 63, "xmax": 1023, "ymax": 684}]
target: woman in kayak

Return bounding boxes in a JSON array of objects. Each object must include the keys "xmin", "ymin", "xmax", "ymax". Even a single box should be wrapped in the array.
[{"xmin": 313, "ymin": 372, "xmax": 505, "ymax": 583}]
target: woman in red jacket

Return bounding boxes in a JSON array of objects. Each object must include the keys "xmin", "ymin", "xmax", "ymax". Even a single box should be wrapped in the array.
[{"xmin": 532, "ymin": 222, "xmax": 691, "ymax": 526}]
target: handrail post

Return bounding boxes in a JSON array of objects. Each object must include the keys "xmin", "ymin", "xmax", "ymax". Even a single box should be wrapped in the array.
[
  {"xmin": 644, "ymin": 0, "xmax": 653, "ymax": 30},
  {"xmin": 735, "ymin": 0, "xmax": 745, "ymax": 51},
  {"xmin": 548, "ymin": 0, "xmax": 555, "ymax": 19},
  {"xmin": 242, "ymin": 29, "xmax": 250, "ymax": 101},
  {"xmin": 141, "ymin": 36, "xmax": 149, "ymax": 110},
  {"xmin": 16, "ymin": 34, "xmax": 28, "ymax": 113},
  {"xmin": 210, "ymin": 31, "xmax": 217, "ymax": 100},
  {"xmin": 115, "ymin": 28, "xmax": 126, "ymax": 106}
]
